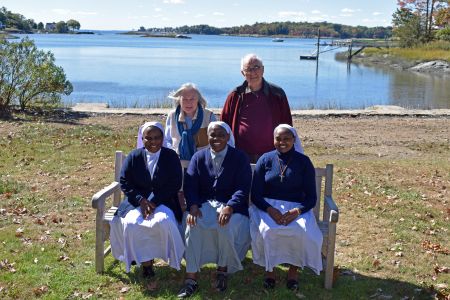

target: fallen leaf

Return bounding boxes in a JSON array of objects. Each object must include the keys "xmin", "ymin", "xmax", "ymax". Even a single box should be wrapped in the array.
[
  {"xmin": 33, "ymin": 285, "xmax": 48, "ymax": 296},
  {"xmin": 34, "ymin": 258, "xmax": 38, "ymax": 264},
  {"xmin": 35, "ymin": 218, "xmax": 45, "ymax": 225},
  {"xmin": 372, "ymin": 259, "xmax": 381, "ymax": 268},
  {"xmin": 434, "ymin": 265, "xmax": 449, "ymax": 274},
  {"xmin": 57, "ymin": 255, "xmax": 69, "ymax": 261},
  {"xmin": 422, "ymin": 240, "xmax": 450, "ymax": 255},
  {"xmin": 120, "ymin": 286, "xmax": 130, "ymax": 293},
  {"xmin": 15, "ymin": 228, "xmax": 24, "ymax": 237}
]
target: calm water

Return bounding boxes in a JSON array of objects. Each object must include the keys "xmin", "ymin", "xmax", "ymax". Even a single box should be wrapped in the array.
[{"xmin": 16, "ymin": 32, "xmax": 450, "ymax": 109}]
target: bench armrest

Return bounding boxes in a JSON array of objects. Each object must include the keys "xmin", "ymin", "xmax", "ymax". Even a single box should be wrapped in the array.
[
  {"xmin": 91, "ymin": 182, "xmax": 121, "ymax": 209},
  {"xmin": 324, "ymin": 195, "xmax": 339, "ymax": 223}
]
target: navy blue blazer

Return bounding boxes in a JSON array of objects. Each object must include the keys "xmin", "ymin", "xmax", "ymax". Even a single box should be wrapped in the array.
[
  {"xmin": 116, "ymin": 147, "xmax": 183, "ymax": 222},
  {"xmin": 184, "ymin": 146, "xmax": 252, "ymax": 216},
  {"xmin": 251, "ymin": 147, "xmax": 317, "ymax": 214}
]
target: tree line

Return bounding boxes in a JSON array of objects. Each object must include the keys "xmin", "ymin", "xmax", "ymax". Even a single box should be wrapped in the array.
[
  {"xmin": 0, "ymin": 6, "xmax": 80, "ymax": 33},
  {"xmin": 392, "ymin": 0, "xmax": 450, "ymax": 47},
  {"xmin": 145, "ymin": 21, "xmax": 392, "ymax": 39}
]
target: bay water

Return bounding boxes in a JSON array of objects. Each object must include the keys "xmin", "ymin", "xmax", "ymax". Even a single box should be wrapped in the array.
[{"xmin": 16, "ymin": 32, "xmax": 450, "ymax": 109}]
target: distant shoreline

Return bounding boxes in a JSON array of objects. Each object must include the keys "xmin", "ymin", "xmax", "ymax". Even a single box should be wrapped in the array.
[{"xmin": 70, "ymin": 103, "xmax": 450, "ymax": 117}]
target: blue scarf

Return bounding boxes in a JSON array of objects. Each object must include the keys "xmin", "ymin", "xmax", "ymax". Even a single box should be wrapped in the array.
[{"xmin": 176, "ymin": 105, "xmax": 204, "ymax": 160}]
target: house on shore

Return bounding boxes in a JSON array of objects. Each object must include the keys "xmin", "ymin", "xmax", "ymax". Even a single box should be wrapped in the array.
[{"xmin": 45, "ymin": 22, "xmax": 56, "ymax": 31}]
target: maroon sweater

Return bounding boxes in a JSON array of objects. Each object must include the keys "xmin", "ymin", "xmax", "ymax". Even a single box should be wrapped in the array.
[{"xmin": 221, "ymin": 79, "xmax": 293, "ymax": 156}]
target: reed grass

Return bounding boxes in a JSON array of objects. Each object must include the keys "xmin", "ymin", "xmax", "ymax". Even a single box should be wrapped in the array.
[{"xmin": 363, "ymin": 41, "xmax": 450, "ymax": 62}]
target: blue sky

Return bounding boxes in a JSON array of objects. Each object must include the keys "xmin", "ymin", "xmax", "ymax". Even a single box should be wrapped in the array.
[{"xmin": 3, "ymin": 0, "xmax": 397, "ymax": 30}]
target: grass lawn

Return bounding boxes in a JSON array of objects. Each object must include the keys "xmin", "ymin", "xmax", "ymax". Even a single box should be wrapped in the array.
[{"xmin": 0, "ymin": 111, "xmax": 449, "ymax": 299}]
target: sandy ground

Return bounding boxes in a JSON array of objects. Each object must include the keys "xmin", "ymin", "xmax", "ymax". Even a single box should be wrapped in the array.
[{"xmin": 71, "ymin": 103, "xmax": 450, "ymax": 117}]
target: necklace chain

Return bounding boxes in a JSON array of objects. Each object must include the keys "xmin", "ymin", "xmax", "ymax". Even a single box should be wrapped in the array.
[{"xmin": 277, "ymin": 156, "xmax": 291, "ymax": 183}]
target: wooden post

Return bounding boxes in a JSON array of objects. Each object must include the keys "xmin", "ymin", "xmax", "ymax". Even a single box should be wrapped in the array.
[
  {"xmin": 316, "ymin": 28, "xmax": 320, "ymax": 61},
  {"xmin": 347, "ymin": 40, "xmax": 353, "ymax": 60}
]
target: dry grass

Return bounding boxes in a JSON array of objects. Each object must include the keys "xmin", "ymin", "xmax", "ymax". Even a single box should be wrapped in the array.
[
  {"xmin": 363, "ymin": 41, "xmax": 450, "ymax": 62},
  {"xmin": 0, "ymin": 112, "xmax": 449, "ymax": 299}
]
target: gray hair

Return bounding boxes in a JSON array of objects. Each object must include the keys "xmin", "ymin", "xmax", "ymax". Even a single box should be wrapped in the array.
[
  {"xmin": 168, "ymin": 82, "xmax": 207, "ymax": 108},
  {"xmin": 240, "ymin": 53, "xmax": 263, "ymax": 71}
]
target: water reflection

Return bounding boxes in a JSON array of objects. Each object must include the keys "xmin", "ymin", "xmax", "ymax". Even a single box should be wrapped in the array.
[{"xmin": 389, "ymin": 71, "xmax": 450, "ymax": 109}]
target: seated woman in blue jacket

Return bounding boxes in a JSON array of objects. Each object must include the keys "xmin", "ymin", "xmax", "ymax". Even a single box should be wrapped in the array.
[
  {"xmin": 177, "ymin": 121, "xmax": 252, "ymax": 298},
  {"xmin": 109, "ymin": 122, "xmax": 184, "ymax": 278},
  {"xmin": 250, "ymin": 124, "xmax": 323, "ymax": 291}
]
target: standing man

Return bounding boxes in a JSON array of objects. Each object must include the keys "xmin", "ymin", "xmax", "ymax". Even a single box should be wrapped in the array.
[{"xmin": 221, "ymin": 54, "xmax": 293, "ymax": 163}]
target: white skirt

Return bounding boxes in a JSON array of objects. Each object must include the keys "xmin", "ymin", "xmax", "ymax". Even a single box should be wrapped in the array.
[
  {"xmin": 110, "ymin": 204, "xmax": 185, "ymax": 272},
  {"xmin": 249, "ymin": 198, "xmax": 323, "ymax": 274},
  {"xmin": 184, "ymin": 200, "xmax": 250, "ymax": 274}
]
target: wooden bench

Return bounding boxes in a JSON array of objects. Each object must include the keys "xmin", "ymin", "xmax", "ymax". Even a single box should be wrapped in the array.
[{"xmin": 91, "ymin": 151, "xmax": 339, "ymax": 289}]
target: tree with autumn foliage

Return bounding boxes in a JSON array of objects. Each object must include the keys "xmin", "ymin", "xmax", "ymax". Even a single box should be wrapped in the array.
[{"xmin": 393, "ymin": 0, "xmax": 450, "ymax": 46}]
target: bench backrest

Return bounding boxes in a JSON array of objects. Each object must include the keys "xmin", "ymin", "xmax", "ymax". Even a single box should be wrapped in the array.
[{"xmin": 113, "ymin": 150, "xmax": 333, "ymax": 222}]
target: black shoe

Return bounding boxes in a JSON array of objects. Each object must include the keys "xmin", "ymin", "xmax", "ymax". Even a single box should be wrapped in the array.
[
  {"xmin": 286, "ymin": 279, "xmax": 299, "ymax": 291},
  {"xmin": 215, "ymin": 272, "xmax": 227, "ymax": 292},
  {"xmin": 142, "ymin": 265, "xmax": 155, "ymax": 278},
  {"xmin": 177, "ymin": 279, "xmax": 198, "ymax": 298},
  {"xmin": 263, "ymin": 277, "xmax": 276, "ymax": 289}
]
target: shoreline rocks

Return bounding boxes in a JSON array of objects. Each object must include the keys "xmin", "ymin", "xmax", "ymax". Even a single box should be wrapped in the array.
[{"xmin": 340, "ymin": 52, "xmax": 450, "ymax": 75}]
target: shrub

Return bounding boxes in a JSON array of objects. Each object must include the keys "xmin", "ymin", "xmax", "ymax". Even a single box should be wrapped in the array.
[
  {"xmin": 0, "ymin": 37, "xmax": 72, "ymax": 113},
  {"xmin": 435, "ymin": 27, "xmax": 450, "ymax": 41}
]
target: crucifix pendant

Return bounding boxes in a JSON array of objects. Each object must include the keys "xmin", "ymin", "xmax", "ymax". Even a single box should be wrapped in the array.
[{"xmin": 279, "ymin": 174, "xmax": 284, "ymax": 182}]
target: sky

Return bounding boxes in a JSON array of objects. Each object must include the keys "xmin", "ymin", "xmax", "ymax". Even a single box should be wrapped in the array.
[{"xmin": 2, "ymin": 0, "xmax": 398, "ymax": 30}]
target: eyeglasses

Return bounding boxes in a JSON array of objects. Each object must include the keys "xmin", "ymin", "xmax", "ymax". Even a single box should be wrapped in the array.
[{"xmin": 243, "ymin": 65, "xmax": 263, "ymax": 74}]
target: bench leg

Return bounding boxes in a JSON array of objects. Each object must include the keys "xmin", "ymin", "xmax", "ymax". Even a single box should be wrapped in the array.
[
  {"xmin": 324, "ymin": 222, "xmax": 337, "ymax": 289},
  {"xmin": 95, "ymin": 215, "xmax": 105, "ymax": 273}
]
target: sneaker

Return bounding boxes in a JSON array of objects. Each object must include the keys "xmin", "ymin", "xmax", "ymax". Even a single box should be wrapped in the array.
[{"xmin": 177, "ymin": 278, "xmax": 198, "ymax": 298}]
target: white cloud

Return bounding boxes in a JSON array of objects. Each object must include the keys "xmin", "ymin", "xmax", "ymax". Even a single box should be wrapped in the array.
[
  {"xmin": 155, "ymin": 8, "xmax": 162, "ymax": 12},
  {"xmin": 163, "ymin": 0, "xmax": 184, "ymax": 4},
  {"xmin": 341, "ymin": 8, "xmax": 355, "ymax": 13},
  {"xmin": 52, "ymin": 9, "xmax": 70, "ymax": 15},
  {"xmin": 194, "ymin": 14, "xmax": 205, "ymax": 18},
  {"xmin": 340, "ymin": 14, "xmax": 353, "ymax": 17},
  {"xmin": 75, "ymin": 11, "xmax": 97, "ymax": 16},
  {"xmin": 372, "ymin": 12, "xmax": 382, "ymax": 16},
  {"xmin": 362, "ymin": 18, "xmax": 388, "ymax": 25},
  {"xmin": 182, "ymin": 11, "xmax": 190, "ymax": 15},
  {"xmin": 278, "ymin": 11, "xmax": 306, "ymax": 17},
  {"xmin": 213, "ymin": 12, "xmax": 225, "ymax": 16},
  {"xmin": 311, "ymin": 10, "xmax": 321, "ymax": 14},
  {"xmin": 51, "ymin": 9, "xmax": 97, "ymax": 16}
]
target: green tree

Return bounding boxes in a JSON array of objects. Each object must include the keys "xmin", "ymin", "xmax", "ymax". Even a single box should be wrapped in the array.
[
  {"xmin": 392, "ymin": 7, "xmax": 423, "ymax": 47},
  {"xmin": 436, "ymin": 26, "xmax": 450, "ymax": 39},
  {"xmin": 55, "ymin": 21, "xmax": 68, "ymax": 33},
  {"xmin": 0, "ymin": 37, "xmax": 73, "ymax": 113},
  {"xmin": 67, "ymin": 19, "xmax": 81, "ymax": 32},
  {"xmin": 37, "ymin": 22, "xmax": 44, "ymax": 31}
]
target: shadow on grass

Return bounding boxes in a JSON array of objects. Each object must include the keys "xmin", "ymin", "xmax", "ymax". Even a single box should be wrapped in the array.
[
  {"xmin": 0, "ymin": 108, "xmax": 91, "ymax": 125},
  {"xmin": 103, "ymin": 257, "xmax": 434, "ymax": 299}
]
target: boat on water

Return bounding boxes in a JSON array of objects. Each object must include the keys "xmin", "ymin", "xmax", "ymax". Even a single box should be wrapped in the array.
[
  {"xmin": 299, "ymin": 55, "xmax": 317, "ymax": 60},
  {"xmin": 272, "ymin": 38, "xmax": 284, "ymax": 42},
  {"xmin": 175, "ymin": 34, "xmax": 191, "ymax": 39}
]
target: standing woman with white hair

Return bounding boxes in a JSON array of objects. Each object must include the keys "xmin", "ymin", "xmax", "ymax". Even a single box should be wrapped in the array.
[
  {"xmin": 249, "ymin": 124, "xmax": 322, "ymax": 291},
  {"xmin": 177, "ymin": 121, "xmax": 251, "ymax": 298},
  {"xmin": 110, "ymin": 122, "xmax": 185, "ymax": 279},
  {"xmin": 136, "ymin": 83, "xmax": 217, "ymax": 160}
]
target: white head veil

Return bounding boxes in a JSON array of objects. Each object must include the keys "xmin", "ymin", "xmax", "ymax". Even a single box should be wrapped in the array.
[
  {"xmin": 274, "ymin": 124, "xmax": 304, "ymax": 154},
  {"xmin": 207, "ymin": 121, "xmax": 235, "ymax": 147},
  {"xmin": 136, "ymin": 121, "xmax": 168, "ymax": 148}
]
